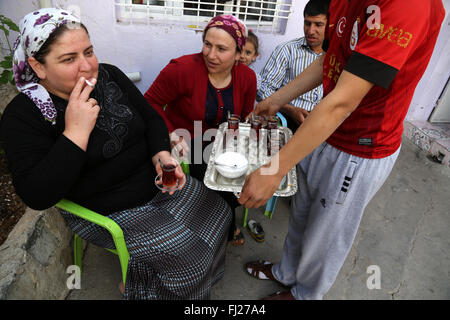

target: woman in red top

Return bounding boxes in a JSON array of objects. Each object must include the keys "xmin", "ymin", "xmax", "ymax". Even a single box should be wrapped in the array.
[{"xmin": 145, "ymin": 15, "xmax": 257, "ymax": 245}]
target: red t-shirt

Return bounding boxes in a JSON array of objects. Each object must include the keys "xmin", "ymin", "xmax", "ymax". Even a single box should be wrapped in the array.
[{"xmin": 324, "ymin": 0, "xmax": 445, "ymax": 158}]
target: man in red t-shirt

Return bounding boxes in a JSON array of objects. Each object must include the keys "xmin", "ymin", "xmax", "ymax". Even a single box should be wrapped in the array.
[{"xmin": 240, "ymin": 0, "xmax": 445, "ymax": 300}]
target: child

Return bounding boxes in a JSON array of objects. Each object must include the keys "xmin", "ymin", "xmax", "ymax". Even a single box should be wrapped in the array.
[
  {"xmin": 240, "ymin": 30, "xmax": 261, "ymax": 90},
  {"xmin": 240, "ymin": 30, "xmax": 259, "ymax": 66}
]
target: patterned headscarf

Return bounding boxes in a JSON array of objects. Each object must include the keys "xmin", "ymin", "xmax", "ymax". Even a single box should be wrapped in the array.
[
  {"xmin": 13, "ymin": 8, "xmax": 82, "ymax": 124},
  {"xmin": 203, "ymin": 15, "xmax": 248, "ymax": 51}
]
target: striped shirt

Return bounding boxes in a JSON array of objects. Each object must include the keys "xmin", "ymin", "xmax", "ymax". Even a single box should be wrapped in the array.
[
  {"xmin": 250, "ymin": 64, "xmax": 262, "ymax": 90},
  {"xmin": 257, "ymin": 37, "xmax": 323, "ymax": 112}
]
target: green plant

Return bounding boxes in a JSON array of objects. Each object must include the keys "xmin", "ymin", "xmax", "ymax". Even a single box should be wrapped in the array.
[{"xmin": 0, "ymin": 15, "xmax": 19, "ymax": 85}]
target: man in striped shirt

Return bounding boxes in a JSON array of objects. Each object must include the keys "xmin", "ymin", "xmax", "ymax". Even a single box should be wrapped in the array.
[{"xmin": 257, "ymin": 0, "xmax": 329, "ymax": 132}]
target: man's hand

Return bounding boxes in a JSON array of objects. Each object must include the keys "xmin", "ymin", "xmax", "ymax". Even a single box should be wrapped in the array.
[
  {"xmin": 253, "ymin": 96, "xmax": 281, "ymax": 118},
  {"xmin": 291, "ymin": 106, "xmax": 310, "ymax": 125},
  {"xmin": 281, "ymin": 104, "xmax": 310, "ymax": 126},
  {"xmin": 238, "ymin": 162, "xmax": 284, "ymax": 208},
  {"xmin": 253, "ymin": 54, "xmax": 325, "ymax": 122}
]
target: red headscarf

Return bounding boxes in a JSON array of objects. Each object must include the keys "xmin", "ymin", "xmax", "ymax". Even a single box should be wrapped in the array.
[{"xmin": 203, "ymin": 14, "xmax": 248, "ymax": 51}]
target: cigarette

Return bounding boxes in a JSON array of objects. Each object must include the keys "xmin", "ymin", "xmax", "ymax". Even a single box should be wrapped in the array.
[{"xmin": 85, "ymin": 79, "xmax": 95, "ymax": 88}]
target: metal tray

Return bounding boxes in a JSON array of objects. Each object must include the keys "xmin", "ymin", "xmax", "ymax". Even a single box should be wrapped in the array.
[{"xmin": 204, "ymin": 122, "xmax": 298, "ymax": 197}]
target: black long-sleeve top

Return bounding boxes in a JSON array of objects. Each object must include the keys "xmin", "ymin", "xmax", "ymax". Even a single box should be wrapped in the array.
[{"xmin": 0, "ymin": 63, "xmax": 171, "ymax": 215}]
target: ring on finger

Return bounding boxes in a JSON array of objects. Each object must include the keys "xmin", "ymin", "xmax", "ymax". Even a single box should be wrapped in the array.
[{"xmin": 87, "ymin": 98, "xmax": 98, "ymax": 107}]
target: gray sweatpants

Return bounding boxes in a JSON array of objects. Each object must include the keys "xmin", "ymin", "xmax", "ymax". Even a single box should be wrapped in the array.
[{"xmin": 272, "ymin": 142, "xmax": 401, "ymax": 299}]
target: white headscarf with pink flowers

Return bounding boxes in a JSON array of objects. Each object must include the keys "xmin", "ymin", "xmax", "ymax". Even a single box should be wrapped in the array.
[{"xmin": 13, "ymin": 8, "xmax": 81, "ymax": 124}]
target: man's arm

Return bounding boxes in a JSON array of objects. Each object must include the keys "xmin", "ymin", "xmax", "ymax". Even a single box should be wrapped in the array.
[
  {"xmin": 238, "ymin": 70, "xmax": 374, "ymax": 208},
  {"xmin": 255, "ymin": 54, "xmax": 325, "ymax": 116}
]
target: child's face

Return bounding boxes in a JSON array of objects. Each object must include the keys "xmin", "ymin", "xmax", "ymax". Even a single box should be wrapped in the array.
[{"xmin": 239, "ymin": 41, "xmax": 258, "ymax": 66}]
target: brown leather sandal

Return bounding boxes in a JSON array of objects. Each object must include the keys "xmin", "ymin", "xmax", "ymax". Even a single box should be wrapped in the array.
[
  {"xmin": 261, "ymin": 290, "xmax": 295, "ymax": 300},
  {"xmin": 245, "ymin": 260, "xmax": 289, "ymax": 288},
  {"xmin": 245, "ymin": 260, "xmax": 277, "ymax": 280},
  {"xmin": 232, "ymin": 227, "xmax": 245, "ymax": 246}
]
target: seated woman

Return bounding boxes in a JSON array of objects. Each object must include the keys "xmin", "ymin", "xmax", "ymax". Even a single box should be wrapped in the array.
[
  {"xmin": 144, "ymin": 14, "xmax": 257, "ymax": 246},
  {"xmin": 0, "ymin": 8, "xmax": 232, "ymax": 300}
]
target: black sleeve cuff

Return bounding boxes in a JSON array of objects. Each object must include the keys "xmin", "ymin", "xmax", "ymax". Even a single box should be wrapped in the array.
[
  {"xmin": 148, "ymin": 133, "xmax": 171, "ymax": 158},
  {"xmin": 344, "ymin": 52, "xmax": 398, "ymax": 89},
  {"xmin": 322, "ymin": 39, "xmax": 329, "ymax": 52}
]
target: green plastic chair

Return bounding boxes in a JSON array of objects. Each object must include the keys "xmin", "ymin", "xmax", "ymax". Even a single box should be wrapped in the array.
[
  {"xmin": 56, "ymin": 161, "xmax": 191, "ymax": 286},
  {"xmin": 56, "ymin": 199, "xmax": 130, "ymax": 285}
]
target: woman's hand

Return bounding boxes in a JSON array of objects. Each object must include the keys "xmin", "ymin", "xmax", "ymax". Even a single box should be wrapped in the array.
[
  {"xmin": 63, "ymin": 76, "xmax": 100, "ymax": 151},
  {"xmin": 153, "ymin": 150, "xmax": 186, "ymax": 195},
  {"xmin": 170, "ymin": 131, "xmax": 190, "ymax": 162}
]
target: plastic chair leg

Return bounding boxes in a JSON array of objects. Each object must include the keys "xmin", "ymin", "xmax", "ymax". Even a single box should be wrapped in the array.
[
  {"xmin": 243, "ymin": 196, "xmax": 278, "ymax": 227},
  {"xmin": 73, "ymin": 234, "xmax": 83, "ymax": 273},
  {"xmin": 264, "ymin": 196, "xmax": 278, "ymax": 219},
  {"xmin": 276, "ymin": 112, "xmax": 287, "ymax": 127},
  {"xmin": 112, "ymin": 236, "xmax": 129, "ymax": 284},
  {"xmin": 180, "ymin": 161, "xmax": 190, "ymax": 175},
  {"xmin": 242, "ymin": 208, "xmax": 249, "ymax": 227}
]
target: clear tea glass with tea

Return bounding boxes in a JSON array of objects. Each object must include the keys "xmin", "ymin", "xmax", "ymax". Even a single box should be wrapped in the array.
[
  {"xmin": 266, "ymin": 116, "xmax": 278, "ymax": 130},
  {"xmin": 225, "ymin": 114, "xmax": 240, "ymax": 151},
  {"xmin": 161, "ymin": 161, "xmax": 178, "ymax": 188},
  {"xmin": 251, "ymin": 115, "xmax": 262, "ymax": 141},
  {"xmin": 227, "ymin": 114, "xmax": 241, "ymax": 130},
  {"xmin": 155, "ymin": 158, "xmax": 185, "ymax": 192}
]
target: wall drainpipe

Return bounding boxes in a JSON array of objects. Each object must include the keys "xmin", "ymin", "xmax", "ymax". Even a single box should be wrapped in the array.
[
  {"xmin": 39, "ymin": 0, "xmax": 52, "ymax": 8},
  {"xmin": 126, "ymin": 72, "xmax": 141, "ymax": 83}
]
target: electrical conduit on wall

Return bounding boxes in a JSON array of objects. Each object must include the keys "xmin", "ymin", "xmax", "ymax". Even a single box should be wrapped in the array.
[{"xmin": 39, "ymin": 0, "xmax": 52, "ymax": 8}]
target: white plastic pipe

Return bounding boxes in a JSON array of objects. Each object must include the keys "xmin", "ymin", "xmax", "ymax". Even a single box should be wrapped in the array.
[
  {"xmin": 126, "ymin": 72, "xmax": 141, "ymax": 83},
  {"xmin": 39, "ymin": 0, "xmax": 52, "ymax": 8}
]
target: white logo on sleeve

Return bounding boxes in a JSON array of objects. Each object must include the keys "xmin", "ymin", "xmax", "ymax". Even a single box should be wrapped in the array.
[
  {"xmin": 350, "ymin": 20, "xmax": 359, "ymax": 50},
  {"xmin": 337, "ymin": 17, "xmax": 346, "ymax": 38}
]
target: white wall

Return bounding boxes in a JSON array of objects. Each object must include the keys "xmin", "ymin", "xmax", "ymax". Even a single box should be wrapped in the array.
[
  {"xmin": 0, "ymin": 0, "xmax": 307, "ymax": 92},
  {"xmin": 406, "ymin": 0, "xmax": 450, "ymax": 122},
  {"xmin": 1, "ymin": 0, "xmax": 448, "ymax": 123},
  {"xmin": 82, "ymin": 0, "xmax": 307, "ymax": 92}
]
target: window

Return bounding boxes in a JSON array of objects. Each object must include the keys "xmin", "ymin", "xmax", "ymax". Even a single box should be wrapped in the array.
[{"xmin": 115, "ymin": 0, "xmax": 293, "ymax": 34}]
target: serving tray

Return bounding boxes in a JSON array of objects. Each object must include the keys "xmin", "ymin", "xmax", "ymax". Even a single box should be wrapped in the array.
[{"xmin": 203, "ymin": 122, "xmax": 298, "ymax": 197}]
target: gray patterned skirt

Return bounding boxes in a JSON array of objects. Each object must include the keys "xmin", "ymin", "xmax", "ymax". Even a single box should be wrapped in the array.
[{"xmin": 59, "ymin": 175, "xmax": 232, "ymax": 300}]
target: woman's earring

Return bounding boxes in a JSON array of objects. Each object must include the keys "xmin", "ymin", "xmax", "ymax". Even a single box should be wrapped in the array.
[{"xmin": 235, "ymin": 60, "xmax": 239, "ymax": 66}]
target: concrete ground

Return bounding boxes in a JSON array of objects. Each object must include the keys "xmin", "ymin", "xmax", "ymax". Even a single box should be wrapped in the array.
[{"xmin": 67, "ymin": 137, "xmax": 450, "ymax": 300}]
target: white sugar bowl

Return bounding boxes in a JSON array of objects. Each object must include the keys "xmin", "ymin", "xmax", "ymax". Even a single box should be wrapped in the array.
[{"xmin": 214, "ymin": 152, "xmax": 249, "ymax": 179}]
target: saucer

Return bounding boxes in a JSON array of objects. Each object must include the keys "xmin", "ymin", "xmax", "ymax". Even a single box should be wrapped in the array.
[{"xmin": 154, "ymin": 174, "xmax": 186, "ymax": 192}]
